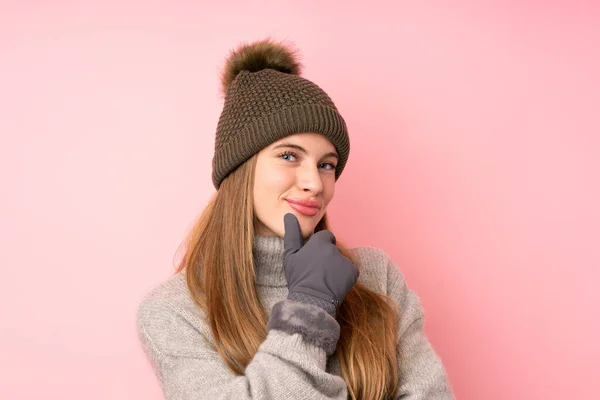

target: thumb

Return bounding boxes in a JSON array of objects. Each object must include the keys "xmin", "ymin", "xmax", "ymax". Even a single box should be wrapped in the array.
[{"xmin": 283, "ymin": 213, "xmax": 303, "ymax": 258}]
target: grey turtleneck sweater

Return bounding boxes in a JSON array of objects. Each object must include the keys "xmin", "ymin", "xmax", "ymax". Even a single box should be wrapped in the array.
[{"xmin": 137, "ymin": 235, "xmax": 454, "ymax": 399}]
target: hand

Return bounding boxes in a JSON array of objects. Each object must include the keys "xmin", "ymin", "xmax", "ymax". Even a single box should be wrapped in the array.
[{"xmin": 283, "ymin": 213, "xmax": 359, "ymax": 315}]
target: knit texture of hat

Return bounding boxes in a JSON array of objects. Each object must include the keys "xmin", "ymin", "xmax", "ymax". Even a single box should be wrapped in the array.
[{"xmin": 211, "ymin": 39, "xmax": 350, "ymax": 189}]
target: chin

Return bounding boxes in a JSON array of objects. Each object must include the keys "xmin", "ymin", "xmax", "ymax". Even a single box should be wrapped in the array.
[
  {"xmin": 295, "ymin": 219, "xmax": 319, "ymax": 239},
  {"xmin": 272, "ymin": 216, "xmax": 317, "ymax": 239},
  {"xmin": 300, "ymin": 227, "xmax": 314, "ymax": 239}
]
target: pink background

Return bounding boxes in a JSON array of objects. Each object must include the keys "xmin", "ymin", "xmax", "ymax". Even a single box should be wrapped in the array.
[{"xmin": 1, "ymin": 1, "xmax": 599, "ymax": 399}]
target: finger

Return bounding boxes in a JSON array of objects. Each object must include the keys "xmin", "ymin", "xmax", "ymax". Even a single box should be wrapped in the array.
[
  {"xmin": 283, "ymin": 213, "xmax": 303, "ymax": 258},
  {"xmin": 312, "ymin": 229, "xmax": 336, "ymax": 245}
]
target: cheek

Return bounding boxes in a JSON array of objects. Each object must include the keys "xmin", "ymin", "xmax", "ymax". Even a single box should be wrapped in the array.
[
  {"xmin": 322, "ymin": 179, "xmax": 336, "ymax": 205},
  {"xmin": 253, "ymin": 166, "xmax": 292, "ymax": 211},
  {"xmin": 258, "ymin": 168, "xmax": 293, "ymax": 196}
]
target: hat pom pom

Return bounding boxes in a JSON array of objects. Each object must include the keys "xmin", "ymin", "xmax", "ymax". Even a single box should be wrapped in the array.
[{"xmin": 220, "ymin": 38, "xmax": 302, "ymax": 94}]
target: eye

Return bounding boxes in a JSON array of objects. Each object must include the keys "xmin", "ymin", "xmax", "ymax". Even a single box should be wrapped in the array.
[
  {"xmin": 278, "ymin": 151, "xmax": 297, "ymax": 162},
  {"xmin": 319, "ymin": 162, "xmax": 337, "ymax": 171}
]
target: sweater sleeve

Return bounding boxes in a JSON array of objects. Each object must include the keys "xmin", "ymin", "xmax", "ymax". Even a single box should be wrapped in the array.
[
  {"xmin": 383, "ymin": 252, "xmax": 455, "ymax": 399},
  {"xmin": 137, "ymin": 298, "xmax": 348, "ymax": 400}
]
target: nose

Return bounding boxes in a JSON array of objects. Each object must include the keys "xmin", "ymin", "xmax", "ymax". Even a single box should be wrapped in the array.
[{"xmin": 296, "ymin": 164, "xmax": 323, "ymax": 195}]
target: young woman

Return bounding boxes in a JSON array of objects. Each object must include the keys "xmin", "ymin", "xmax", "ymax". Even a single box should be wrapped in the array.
[{"xmin": 137, "ymin": 38, "xmax": 454, "ymax": 400}]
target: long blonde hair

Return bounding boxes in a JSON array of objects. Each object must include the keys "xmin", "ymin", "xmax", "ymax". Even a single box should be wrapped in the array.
[{"xmin": 176, "ymin": 154, "xmax": 401, "ymax": 399}]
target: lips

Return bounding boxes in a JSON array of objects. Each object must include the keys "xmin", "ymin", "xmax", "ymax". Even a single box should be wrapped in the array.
[{"xmin": 285, "ymin": 198, "xmax": 321, "ymax": 217}]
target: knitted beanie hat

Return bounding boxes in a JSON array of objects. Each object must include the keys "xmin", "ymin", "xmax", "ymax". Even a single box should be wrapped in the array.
[{"xmin": 211, "ymin": 39, "xmax": 350, "ymax": 189}]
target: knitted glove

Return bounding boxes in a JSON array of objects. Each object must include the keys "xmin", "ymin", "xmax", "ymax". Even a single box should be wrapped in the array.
[{"xmin": 283, "ymin": 213, "xmax": 359, "ymax": 316}]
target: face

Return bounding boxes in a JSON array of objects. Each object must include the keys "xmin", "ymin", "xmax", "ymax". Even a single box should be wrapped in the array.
[{"xmin": 253, "ymin": 133, "xmax": 338, "ymax": 239}]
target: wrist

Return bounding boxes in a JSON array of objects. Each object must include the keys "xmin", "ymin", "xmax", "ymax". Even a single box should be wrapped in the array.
[
  {"xmin": 288, "ymin": 291, "xmax": 337, "ymax": 317},
  {"xmin": 266, "ymin": 300, "xmax": 340, "ymax": 355}
]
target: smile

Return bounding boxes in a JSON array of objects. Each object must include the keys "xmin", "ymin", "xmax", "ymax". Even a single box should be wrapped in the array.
[{"xmin": 285, "ymin": 198, "xmax": 321, "ymax": 217}]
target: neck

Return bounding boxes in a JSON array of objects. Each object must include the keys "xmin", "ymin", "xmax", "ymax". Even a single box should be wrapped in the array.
[{"xmin": 253, "ymin": 234, "xmax": 287, "ymax": 287}]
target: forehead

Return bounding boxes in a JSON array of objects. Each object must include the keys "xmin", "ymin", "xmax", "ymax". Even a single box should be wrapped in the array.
[{"xmin": 269, "ymin": 133, "xmax": 336, "ymax": 152}]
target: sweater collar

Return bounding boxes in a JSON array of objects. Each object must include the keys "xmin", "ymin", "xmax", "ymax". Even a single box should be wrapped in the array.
[{"xmin": 253, "ymin": 234, "xmax": 288, "ymax": 287}]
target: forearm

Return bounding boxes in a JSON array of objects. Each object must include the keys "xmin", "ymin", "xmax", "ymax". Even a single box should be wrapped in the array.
[{"xmin": 139, "ymin": 299, "xmax": 347, "ymax": 400}]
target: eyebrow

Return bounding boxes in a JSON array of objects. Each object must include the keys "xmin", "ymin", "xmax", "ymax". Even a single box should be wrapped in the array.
[{"xmin": 272, "ymin": 142, "xmax": 339, "ymax": 160}]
